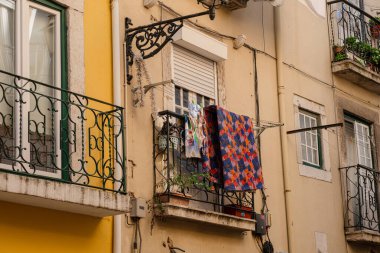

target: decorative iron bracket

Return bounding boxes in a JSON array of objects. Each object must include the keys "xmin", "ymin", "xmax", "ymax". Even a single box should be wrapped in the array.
[{"xmin": 125, "ymin": 7, "xmax": 216, "ymax": 84}]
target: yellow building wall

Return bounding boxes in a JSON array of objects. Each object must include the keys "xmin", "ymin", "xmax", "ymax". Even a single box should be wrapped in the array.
[
  {"xmin": 0, "ymin": 1, "xmax": 115, "ymax": 253},
  {"xmin": 0, "ymin": 201, "xmax": 113, "ymax": 253}
]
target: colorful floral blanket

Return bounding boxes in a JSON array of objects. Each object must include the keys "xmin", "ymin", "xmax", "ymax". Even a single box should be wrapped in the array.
[{"xmin": 202, "ymin": 106, "xmax": 263, "ymax": 191}]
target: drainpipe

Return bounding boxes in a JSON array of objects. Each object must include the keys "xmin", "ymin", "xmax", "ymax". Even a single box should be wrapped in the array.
[
  {"xmin": 111, "ymin": 1, "xmax": 123, "ymax": 253},
  {"xmin": 274, "ymin": 5, "xmax": 292, "ymax": 253}
]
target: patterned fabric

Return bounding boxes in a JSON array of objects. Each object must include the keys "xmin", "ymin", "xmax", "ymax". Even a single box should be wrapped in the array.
[
  {"xmin": 185, "ymin": 102, "xmax": 205, "ymax": 158},
  {"xmin": 202, "ymin": 106, "xmax": 263, "ymax": 191}
]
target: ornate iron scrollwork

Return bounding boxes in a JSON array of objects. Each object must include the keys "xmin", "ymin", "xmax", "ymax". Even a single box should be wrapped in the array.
[{"xmin": 125, "ymin": 6, "xmax": 217, "ymax": 84}]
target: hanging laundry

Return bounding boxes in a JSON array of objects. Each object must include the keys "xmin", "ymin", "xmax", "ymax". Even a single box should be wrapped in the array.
[
  {"xmin": 185, "ymin": 102, "xmax": 205, "ymax": 158},
  {"xmin": 202, "ymin": 106, "xmax": 263, "ymax": 191}
]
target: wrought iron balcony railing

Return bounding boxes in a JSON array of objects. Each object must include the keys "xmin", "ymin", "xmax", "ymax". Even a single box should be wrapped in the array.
[
  {"xmin": 0, "ymin": 70, "xmax": 126, "ymax": 193},
  {"xmin": 153, "ymin": 110, "xmax": 254, "ymax": 219},
  {"xmin": 340, "ymin": 164, "xmax": 380, "ymax": 232},
  {"xmin": 328, "ymin": 0, "xmax": 380, "ymax": 73}
]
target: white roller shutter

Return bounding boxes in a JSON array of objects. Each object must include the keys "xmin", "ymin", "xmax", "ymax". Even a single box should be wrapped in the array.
[{"xmin": 173, "ymin": 45, "xmax": 216, "ymax": 99}]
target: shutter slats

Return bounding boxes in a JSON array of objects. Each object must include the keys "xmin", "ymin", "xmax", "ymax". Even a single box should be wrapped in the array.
[{"xmin": 173, "ymin": 46, "xmax": 216, "ymax": 99}]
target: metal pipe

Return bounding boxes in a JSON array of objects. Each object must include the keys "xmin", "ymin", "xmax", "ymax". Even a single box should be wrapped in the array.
[
  {"xmin": 274, "ymin": 4, "xmax": 292, "ymax": 253},
  {"xmin": 111, "ymin": 1, "xmax": 123, "ymax": 253}
]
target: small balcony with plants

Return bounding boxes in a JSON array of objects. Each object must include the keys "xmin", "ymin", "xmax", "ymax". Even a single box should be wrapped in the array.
[
  {"xmin": 340, "ymin": 164, "xmax": 380, "ymax": 245},
  {"xmin": 153, "ymin": 111, "xmax": 256, "ymax": 232},
  {"xmin": 0, "ymin": 70, "xmax": 128, "ymax": 217},
  {"xmin": 328, "ymin": 0, "xmax": 380, "ymax": 93}
]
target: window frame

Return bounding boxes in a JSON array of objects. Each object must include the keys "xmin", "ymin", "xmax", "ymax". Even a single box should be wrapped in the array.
[
  {"xmin": 0, "ymin": 0, "xmax": 68, "ymax": 179},
  {"xmin": 293, "ymin": 95, "xmax": 331, "ymax": 182},
  {"xmin": 298, "ymin": 109, "xmax": 323, "ymax": 169},
  {"xmin": 344, "ymin": 113, "xmax": 375, "ymax": 169}
]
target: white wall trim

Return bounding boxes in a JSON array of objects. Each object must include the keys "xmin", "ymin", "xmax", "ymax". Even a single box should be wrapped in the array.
[{"xmin": 293, "ymin": 95, "xmax": 332, "ymax": 183}]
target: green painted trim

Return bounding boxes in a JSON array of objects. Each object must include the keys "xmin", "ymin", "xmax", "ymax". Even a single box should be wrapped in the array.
[{"xmin": 31, "ymin": 0, "xmax": 65, "ymax": 11}]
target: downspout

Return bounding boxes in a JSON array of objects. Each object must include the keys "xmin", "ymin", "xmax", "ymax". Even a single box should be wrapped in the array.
[
  {"xmin": 111, "ymin": 1, "xmax": 123, "ymax": 253},
  {"xmin": 274, "ymin": 5, "xmax": 292, "ymax": 253}
]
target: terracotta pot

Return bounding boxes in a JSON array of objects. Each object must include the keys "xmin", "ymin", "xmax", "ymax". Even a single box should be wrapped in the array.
[
  {"xmin": 157, "ymin": 192, "xmax": 191, "ymax": 207},
  {"xmin": 333, "ymin": 45, "xmax": 345, "ymax": 54},
  {"xmin": 223, "ymin": 204, "xmax": 253, "ymax": 219}
]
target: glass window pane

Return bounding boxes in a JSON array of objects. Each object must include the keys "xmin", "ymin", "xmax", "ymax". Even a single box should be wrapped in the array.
[
  {"xmin": 299, "ymin": 114, "xmax": 305, "ymax": 128},
  {"xmin": 0, "ymin": 0, "xmax": 15, "ymax": 165},
  {"xmin": 175, "ymin": 86, "xmax": 181, "ymax": 105},
  {"xmin": 183, "ymin": 89, "xmax": 189, "ymax": 108},
  {"xmin": 196, "ymin": 94, "xmax": 202, "ymax": 106},
  {"xmin": 204, "ymin": 97, "xmax": 210, "ymax": 107},
  {"xmin": 0, "ymin": 0, "xmax": 14, "ymax": 73},
  {"xmin": 302, "ymin": 145, "xmax": 307, "ymax": 161},
  {"xmin": 29, "ymin": 7, "xmax": 57, "ymax": 172}
]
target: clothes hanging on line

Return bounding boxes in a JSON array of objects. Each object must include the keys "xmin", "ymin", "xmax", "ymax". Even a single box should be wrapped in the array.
[
  {"xmin": 202, "ymin": 105, "xmax": 263, "ymax": 191},
  {"xmin": 185, "ymin": 102, "xmax": 205, "ymax": 158}
]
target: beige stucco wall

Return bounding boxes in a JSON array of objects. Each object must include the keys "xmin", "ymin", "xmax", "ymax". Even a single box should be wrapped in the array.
[
  {"xmin": 119, "ymin": 0, "xmax": 380, "ymax": 253},
  {"xmin": 120, "ymin": 0, "xmax": 288, "ymax": 252}
]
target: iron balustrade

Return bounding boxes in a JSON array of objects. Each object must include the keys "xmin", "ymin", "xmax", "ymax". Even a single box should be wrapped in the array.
[
  {"xmin": 0, "ymin": 70, "xmax": 126, "ymax": 193},
  {"xmin": 340, "ymin": 164, "xmax": 380, "ymax": 232},
  {"xmin": 153, "ymin": 110, "xmax": 254, "ymax": 218},
  {"xmin": 328, "ymin": 0, "xmax": 380, "ymax": 73}
]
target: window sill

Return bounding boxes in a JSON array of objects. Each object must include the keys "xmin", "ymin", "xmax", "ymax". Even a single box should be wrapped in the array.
[
  {"xmin": 332, "ymin": 60, "xmax": 380, "ymax": 94},
  {"xmin": 346, "ymin": 230, "xmax": 380, "ymax": 245},
  {"xmin": 155, "ymin": 203, "xmax": 256, "ymax": 232},
  {"xmin": 0, "ymin": 172, "xmax": 129, "ymax": 217},
  {"xmin": 298, "ymin": 164, "xmax": 332, "ymax": 182}
]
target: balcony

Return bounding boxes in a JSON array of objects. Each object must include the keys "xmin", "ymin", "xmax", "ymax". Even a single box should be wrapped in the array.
[
  {"xmin": 153, "ymin": 111, "xmax": 256, "ymax": 232},
  {"xmin": 0, "ymin": 70, "xmax": 128, "ymax": 217},
  {"xmin": 340, "ymin": 165, "xmax": 380, "ymax": 245},
  {"xmin": 328, "ymin": 0, "xmax": 380, "ymax": 93}
]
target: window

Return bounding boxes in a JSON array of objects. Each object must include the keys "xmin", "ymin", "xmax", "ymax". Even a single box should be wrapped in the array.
[
  {"xmin": 344, "ymin": 114, "xmax": 374, "ymax": 168},
  {"xmin": 172, "ymin": 45, "xmax": 216, "ymax": 114},
  {"xmin": 0, "ymin": 0, "xmax": 66, "ymax": 178},
  {"xmin": 299, "ymin": 109, "xmax": 322, "ymax": 168}
]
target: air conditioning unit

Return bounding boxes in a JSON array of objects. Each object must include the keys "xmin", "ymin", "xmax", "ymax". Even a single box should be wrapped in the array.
[
  {"xmin": 253, "ymin": 0, "xmax": 283, "ymax": 7},
  {"xmin": 199, "ymin": 0, "xmax": 250, "ymax": 10},
  {"xmin": 225, "ymin": 0, "xmax": 250, "ymax": 10}
]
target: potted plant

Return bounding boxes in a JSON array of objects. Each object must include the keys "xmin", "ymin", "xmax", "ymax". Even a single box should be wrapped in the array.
[
  {"xmin": 156, "ymin": 171, "xmax": 211, "ymax": 207},
  {"xmin": 334, "ymin": 52, "xmax": 347, "ymax": 62},
  {"xmin": 369, "ymin": 17, "xmax": 380, "ymax": 39}
]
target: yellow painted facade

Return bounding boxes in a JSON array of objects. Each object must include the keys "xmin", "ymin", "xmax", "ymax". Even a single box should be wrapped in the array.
[{"xmin": 0, "ymin": 1, "xmax": 115, "ymax": 253}]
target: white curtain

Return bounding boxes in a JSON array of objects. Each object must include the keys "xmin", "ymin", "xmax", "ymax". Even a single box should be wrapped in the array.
[{"xmin": 0, "ymin": 1, "xmax": 14, "ymax": 74}]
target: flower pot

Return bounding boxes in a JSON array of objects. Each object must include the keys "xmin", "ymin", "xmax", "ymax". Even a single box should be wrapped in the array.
[
  {"xmin": 223, "ymin": 204, "xmax": 253, "ymax": 219},
  {"xmin": 370, "ymin": 24, "xmax": 380, "ymax": 39},
  {"xmin": 157, "ymin": 192, "xmax": 191, "ymax": 207},
  {"xmin": 333, "ymin": 45, "xmax": 345, "ymax": 54}
]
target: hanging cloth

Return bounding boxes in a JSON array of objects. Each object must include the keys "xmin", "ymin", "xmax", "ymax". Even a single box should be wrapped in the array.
[
  {"xmin": 202, "ymin": 105, "xmax": 263, "ymax": 191},
  {"xmin": 185, "ymin": 102, "xmax": 205, "ymax": 158}
]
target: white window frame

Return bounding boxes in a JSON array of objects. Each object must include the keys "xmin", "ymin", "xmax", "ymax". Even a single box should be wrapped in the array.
[
  {"xmin": 0, "ymin": 0, "xmax": 62, "ymax": 178},
  {"xmin": 293, "ymin": 95, "xmax": 332, "ymax": 182},
  {"xmin": 298, "ymin": 109, "xmax": 321, "ymax": 167}
]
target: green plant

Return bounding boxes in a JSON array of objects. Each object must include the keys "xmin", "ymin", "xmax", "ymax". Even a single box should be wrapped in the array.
[
  {"xmin": 171, "ymin": 172, "xmax": 212, "ymax": 193},
  {"xmin": 334, "ymin": 52, "xmax": 347, "ymax": 62},
  {"xmin": 369, "ymin": 17, "xmax": 380, "ymax": 26}
]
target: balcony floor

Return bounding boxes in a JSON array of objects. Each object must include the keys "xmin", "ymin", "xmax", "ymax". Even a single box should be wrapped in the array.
[
  {"xmin": 155, "ymin": 203, "xmax": 256, "ymax": 232},
  {"xmin": 332, "ymin": 60, "xmax": 380, "ymax": 94},
  {"xmin": 0, "ymin": 172, "xmax": 129, "ymax": 217},
  {"xmin": 346, "ymin": 230, "xmax": 380, "ymax": 246}
]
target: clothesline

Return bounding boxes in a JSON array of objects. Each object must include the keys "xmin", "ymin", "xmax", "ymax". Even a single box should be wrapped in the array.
[{"xmin": 139, "ymin": 79, "xmax": 284, "ymax": 136}]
